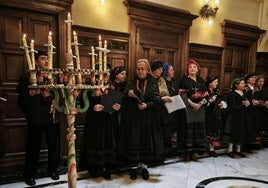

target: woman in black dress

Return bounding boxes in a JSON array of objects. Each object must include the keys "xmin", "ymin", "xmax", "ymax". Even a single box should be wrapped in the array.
[
  {"xmin": 118, "ymin": 59, "xmax": 164, "ymax": 179},
  {"xmin": 150, "ymin": 61, "xmax": 173, "ymax": 156},
  {"xmin": 205, "ymin": 75, "xmax": 227, "ymax": 157},
  {"xmin": 178, "ymin": 59, "xmax": 208, "ymax": 161},
  {"xmin": 162, "ymin": 63, "xmax": 186, "ymax": 152},
  {"xmin": 79, "ymin": 66, "xmax": 126, "ymax": 180},
  {"xmin": 222, "ymin": 78, "xmax": 251, "ymax": 158}
]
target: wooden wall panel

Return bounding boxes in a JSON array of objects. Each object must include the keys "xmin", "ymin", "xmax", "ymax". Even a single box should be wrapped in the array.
[
  {"xmin": 189, "ymin": 43, "xmax": 223, "ymax": 85},
  {"xmin": 221, "ymin": 20, "xmax": 266, "ymax": 93},
  {"xmin": 256, "ymin": 52, "xmax": 268, "ymax": 76},
  {"xmin": 124, "ymin": 0, "xmax": 198, "ymax": 80}
]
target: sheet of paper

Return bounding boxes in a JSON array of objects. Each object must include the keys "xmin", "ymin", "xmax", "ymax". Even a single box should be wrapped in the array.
[{"xmin": 164, "ymin": 94, "xmax": 186, "ymax": 113}]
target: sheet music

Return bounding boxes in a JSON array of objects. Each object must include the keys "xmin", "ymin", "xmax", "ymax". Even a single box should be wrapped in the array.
[{"xmin": 164, "ymin": 94, "xmax": 186, "ymax": 113}]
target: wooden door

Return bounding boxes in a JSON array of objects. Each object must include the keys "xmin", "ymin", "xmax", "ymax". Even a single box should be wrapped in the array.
[
  {"xmin": 0, "ymin": 6, "xmax": 58, "ymax": 174},
  {"xmin": 124, "ymin": 0, "xmax": 198, "ymax": 79}
]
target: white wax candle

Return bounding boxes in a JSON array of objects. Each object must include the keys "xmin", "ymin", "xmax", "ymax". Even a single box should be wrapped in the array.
[
  {"xmin": 22, "ymin": 34, "xmax": 32, "ymax": 70},
  {"xmin": 91, "ymin": 46, "xmax": 95, "ymax": 70},
  {"xmin": 47, "ymin": 31, "xmax": 53, "ymax": 69},
  {"xmin": 30, "ymin": 40, "xmax": 35, "ymax": 69},
  {"xmin": 103, "ymin": 40, "xmax": 107, "ymax": 71}
]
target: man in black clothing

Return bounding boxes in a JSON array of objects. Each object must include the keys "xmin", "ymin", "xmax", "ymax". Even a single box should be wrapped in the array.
[{"xmin": 17, "ymin": 50, "xmax": 59, "ymax": 186}]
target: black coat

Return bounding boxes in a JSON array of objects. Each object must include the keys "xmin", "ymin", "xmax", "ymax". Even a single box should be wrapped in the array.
[
  {"xmin": 118, "ymin": 74, "xmax": 164, "ymax": 164},
  {"xmin": 222, "ymin": 91, "xmax": 253, "ymax": 145},
  {"xmin": 17, "ymin": 72, "xmax": 53, "ymax": 125}
]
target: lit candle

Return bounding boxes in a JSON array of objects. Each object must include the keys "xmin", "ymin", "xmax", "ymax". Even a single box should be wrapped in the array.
[
  {"xmin": 91, "ymin": 46, "xmax": 95, "ymax": 70},
  {"xmin": 67, "ymin": 12, "xmax": 72, "ymax": 55},
  {"xmin": 73, "ymin": 31, "xmax": 80, "ymax": 69},
  {"xmin": 103, "ymin": 40, "xmax": 107, "ymax": 71},
  {"xmin": 22, "ymin": 34, "xmax": 32, "ymax": 70},
  {"xmin": 47, "ymin": 31, "xmax": 53, "ymax": 69},
  {"xmin": 73, "ymin": 31, "xmax": 82, "ymax": 84},
  {"xmin": 98, "ymin": 35, "xmax": 103, "ymax": 85},
  {"xmin": 204, "ymin": 0, "xmax": 209, "ymax": 4},
  {"xmin": 98, "ymin": 35, "xmax": 102, "ymax": 77},
  {"xmin": 30, "ymin": 40, "xmax": 35, "ymax": 69}
]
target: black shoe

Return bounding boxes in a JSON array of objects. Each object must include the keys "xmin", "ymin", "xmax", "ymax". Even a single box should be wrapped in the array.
[
  {"xmin": 243, "ymin": 148, "xmax": 253, "ymax": 154},
  {"xmin": 190, "ymin": 153, "xmax": 198, "ymax": 161},
  {"xmin": 235, "ymin": 151, "xmax": 247, "ymax": 158},
  {"xmin": 129, "ymin": 169, "xmax": 137, "ymax": 180},
  {"xmin": 25, "ymin": 177, "xmax": 36, "ymax": 186},
  {"xmin": 141, "ymin": 168, "xmax": 149, "ymax": 180},
  {"xmin": 49, "ymin": 172, "xmax": 59, "ymax": 180},
  {"xmin": 183, "ymin": 154, "xmax": 190, "ymax": 162},
  {"xmin": 88, "ymin": 170, "xmax": 100, "ymax": 178},
  {"xmin": 226, "ymin": 152, "xmax": 235, "ymax": 158},
  {"xmin": 209, "ymin": 151, "xmax": 218, "ymax": 158},
  {"xmin": 102, "ymin": 170, "xmax": 111, "ymax": 180}
]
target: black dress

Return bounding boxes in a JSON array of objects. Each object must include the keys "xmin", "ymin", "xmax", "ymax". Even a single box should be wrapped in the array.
[
  {"xmin": 244, "ymin": 85, "xmax": 262, "ymax": 139},
  {"xmin": 118, "ymin": 74, "xmax": 164, "ymax": 166},
  {"xmin": 205, "ymin": 89, "xmax": 223, "ymax": 142},
  {"xmin": 165, "ymin": 78, "xmax": 187, "ymax": 147},
  {"xmin": 79, "ymin": 87, "xmax": 121, "ymax": 173},
  {"xmin": 179, "ymin": 75, "xmax": 208, "ymax": 152},
  {"xmin": 222, "ymin": 91, "xmax": 253, "ymax": 145}
]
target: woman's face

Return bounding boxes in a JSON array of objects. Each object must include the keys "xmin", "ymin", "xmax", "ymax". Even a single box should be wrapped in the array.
[
  {"xmin": 188, "ymin": 63, "xmax": 199, "ymax": 75},
  {"xmin": 152, "ymin": 67, "xmax": 163, "ymax": 78},
  {"xmin": 167, "ymin": 66, "xmax": 175, "ymax": 79},
  {"xmin": 115, "ymin": 71, "xmax": 126, "ymax": 83},
  {"xmin": 247, "ymin": 76, "xmax": 256, "ymax": 85},
  {"xmin": 236, "ymin": 80, "xmax": 245, "ymax": 91},
  {"xmin": 136, "ymin": 62, "xmax": 149, "ymax": 79},
  {"xmin": 256, "ymin": 78, "xmax": 264, "ymax": 88},
  {"xmin": 209, "ymin": 79, "xmax": 219, "ymax": 90}
]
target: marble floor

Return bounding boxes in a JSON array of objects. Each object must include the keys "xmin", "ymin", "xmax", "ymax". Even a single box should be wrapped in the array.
[{"xmin": 1, "ymin": 148, "xmax": 268, "ymax": 188}]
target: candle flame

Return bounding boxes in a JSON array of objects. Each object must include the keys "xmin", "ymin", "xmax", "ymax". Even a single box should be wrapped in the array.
[
  {"xmin": 31, "ymin": 40, "xmax": 34, "ymax": 43},
  {"xmin": 73, "ymin": 31, "xmax": 77, "ymax": 36},
  {"xmin": 23, "ymin": 34, "xmax": 26, "ymax": 38},
  {"xmin": 49, "ymin": 31, "xmax": 52, "ymax": 36},
  {"xmin": 99, "ymin": 35, "xmax": 101, "ymax": 41}
]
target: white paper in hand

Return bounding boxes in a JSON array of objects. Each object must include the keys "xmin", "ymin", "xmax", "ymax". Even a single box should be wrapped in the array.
[{"xmin": 164, "ymin": 95, "xmax": 186, "ymax": 113}]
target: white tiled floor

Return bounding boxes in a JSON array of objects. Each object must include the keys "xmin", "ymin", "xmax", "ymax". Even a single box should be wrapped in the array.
[{"xmin": 1, "ymin": 148, "xmax": 268, "ymax": 188}]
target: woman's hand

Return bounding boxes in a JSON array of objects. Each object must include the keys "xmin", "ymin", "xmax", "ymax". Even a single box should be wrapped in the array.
[
  {"xmin": 112, "ymin": 103, "xmax": 121, "ymax": 111},
  {"xmin": 128, "ymin": 90, "xmax": 135, "ymax": 97},
  {"xmin": 162, "ymin": 96, "xmax": 173, "ymax": 103},
  {"xmin": 94, "ymin": 104, "xmax": 104, "ymax": 112},
  {"xmin": 138, "ymin": 102, "xmax": 147, "ymax": 110},
  {"xmin": 188, "ymin": 98, "xmax": 201, "ymax": 111},
  {"xmin": 242, "ymin": 99, "xmax": 250, "ymax": 107}
]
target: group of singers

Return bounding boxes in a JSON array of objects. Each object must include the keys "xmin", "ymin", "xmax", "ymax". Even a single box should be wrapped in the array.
[{"xmin": 17, "ymin": 50, "xmax": 268, "ymax": 185}]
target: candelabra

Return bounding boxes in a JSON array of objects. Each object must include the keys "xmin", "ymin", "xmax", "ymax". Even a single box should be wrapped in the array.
[{"xmin": 21, "ymin": 12, "xmax": 109, "ymax": 188}]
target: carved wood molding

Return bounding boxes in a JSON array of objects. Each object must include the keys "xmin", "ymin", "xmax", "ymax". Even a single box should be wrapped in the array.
[
  {"xmin": 124, "ymin": 0, "xmax": 198, "ymax": 33},
  {"xmin": 0, "ymin": 0, "xmax": 73, "ymax": 13},
  {"xmin": 72, "ymin": 25, "xmax": 130, "ymax": 52},
  {"xmin": 221, "ymin": 19, "xmax": 266, "ymax": 46},
  {"xmin": 189, "ymin": 43, "xmax": 223, "ymax": 63}
]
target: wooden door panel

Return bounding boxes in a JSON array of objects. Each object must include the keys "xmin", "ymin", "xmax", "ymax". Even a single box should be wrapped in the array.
[
  {"xmin": 28, "ymin": 15, "xmax": 56, "ymax": 48},
  {"xmin": 2, "ymin": 123, "xmax": 26, "ymax": 153},
  {"xmin": 0, "ymin": 8, "xmax": 59, "ymax": 174},
  {"xmin": 2, "ymin": 17, "xmax": 23, "ymax": 47},
  {"xmin": 2, "ymin": 52, "xmax": 24, "ymax": 84}
]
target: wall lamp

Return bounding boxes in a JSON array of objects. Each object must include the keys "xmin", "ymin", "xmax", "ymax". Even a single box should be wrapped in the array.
[
  {"xmin": 100, "ymin": 0, "xmax": 106, "ymax": 4},
  {"xmin": 199, "ymin": 0, "xmax": 219, "ymax": 24}
]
